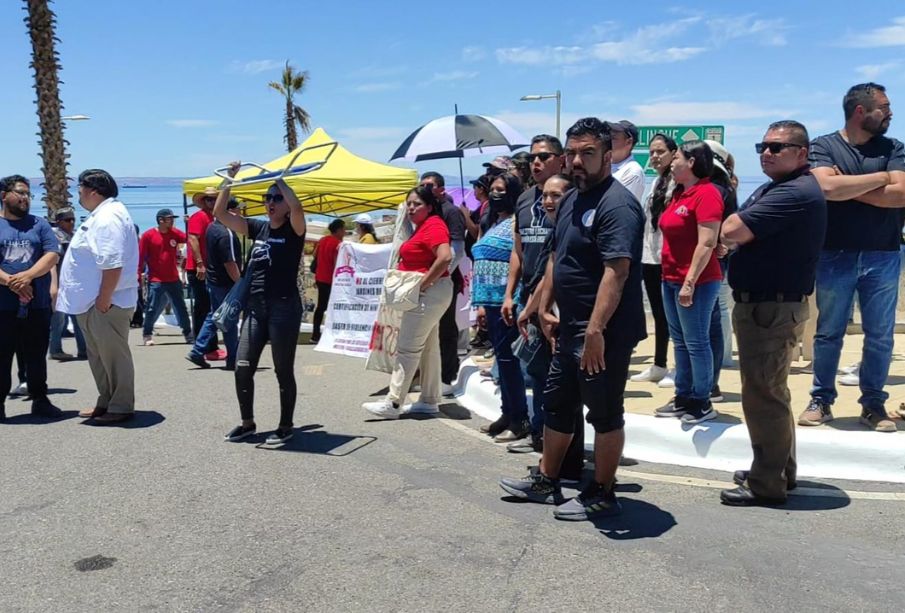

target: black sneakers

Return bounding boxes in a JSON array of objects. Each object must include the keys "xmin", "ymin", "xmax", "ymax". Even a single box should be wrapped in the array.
[
  {"xmin": 499, "ymin": 468, "xmax": 564, "ymax": 504},
  {"xmin": 224, "ymin": 423, "xmax": 256, "ymax": 442},
  {"xmin": 31, "ymin": 399, "xmax": 63, "ymax": 420},
  {"xmin": 265, "ymin": 427, "xmax": 293, "ymax": 445},
  {"xmin": 185, "ymin": 353, "xmax": 211, "ymax": 369}
]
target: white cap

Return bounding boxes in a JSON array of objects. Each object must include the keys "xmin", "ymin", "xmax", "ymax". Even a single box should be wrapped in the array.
[{"xmin": 354, "ymin": 213, "xmax": 373, "ymax": 225}]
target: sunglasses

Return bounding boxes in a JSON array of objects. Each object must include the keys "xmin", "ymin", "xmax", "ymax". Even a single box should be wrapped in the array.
[
  {"xmin": 264, "ymin": 193, "xmax": 285, "ymax": 203},
  {"xmin": 755, "ymin": 142, "xmax": 804, "ymax": 154},
  {"xmin": 202, "ymin": 196, "xmax": 216, "ymax": 204},
  {"xmin": 527, "ymin": 152, "xmax": 558, "ymax": 163}
]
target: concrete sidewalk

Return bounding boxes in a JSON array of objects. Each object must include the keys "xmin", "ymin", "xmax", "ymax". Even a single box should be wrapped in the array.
[{"xmin": 456, "ymin": 331, "xmax": 905, "ymax": 483}]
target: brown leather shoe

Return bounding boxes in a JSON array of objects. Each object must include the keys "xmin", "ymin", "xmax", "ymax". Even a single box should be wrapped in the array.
[
  {"xmin": 79, "ymin": 407, "xmax": 107, "ymax": 419},
  {"xmin": 93, "ymin": 412, "xmax": 133, "ymax": 424}
]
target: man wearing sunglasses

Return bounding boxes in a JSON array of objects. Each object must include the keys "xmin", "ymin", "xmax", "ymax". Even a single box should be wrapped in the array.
[
  {"xmin": 718, "ymin": 121, "xmax": 826, "ymax": 506},
  {"xmin": 187, "ymin": 187, "xmax": 222, "ymax": 359},
  {"xmin": 0, "ymin": 175, "xmax": 62, "ymax": 421},
  {"xmin": 799, "ymin": 82, "xmax": 905, "ymax": 433}
]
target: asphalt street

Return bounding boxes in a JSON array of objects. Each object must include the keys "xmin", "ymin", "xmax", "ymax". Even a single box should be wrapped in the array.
[{"xmin": 1, "ymin": 330, "xmax": 903, "ymax": 612}]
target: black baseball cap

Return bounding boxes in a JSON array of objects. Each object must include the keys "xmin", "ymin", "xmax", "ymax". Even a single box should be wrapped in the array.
[
  {"xmin": 469, "ymin": 176, "xmax": 490, "ymax": 191},
  {"xmin": 610, "ymin": 120, "xmax": 639, "ymax": 144},
  {"xmin": 156, "ymin": 208, "xmax": 176, "ymax": 219}
]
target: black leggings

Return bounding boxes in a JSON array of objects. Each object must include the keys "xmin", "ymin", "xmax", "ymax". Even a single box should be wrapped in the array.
[
  {"xmin": 235, "ymin": 294, "xmax": 303, "ymax": 426},
  {"xmin": 642, "ymin": 264, "xmax": 669, "ymax": 368},
  {"xmin": 313, "ymin": 282, "xmax": 331, "ymax": 340}
]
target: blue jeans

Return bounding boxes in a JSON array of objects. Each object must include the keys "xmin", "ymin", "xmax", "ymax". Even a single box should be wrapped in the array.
[
  {"xmin": 49, "ymin": 310, "xmax": 86, "ymax": 356},
  {"xmin": 142, "ymin": 281, "xmax": 192, "ymax": 337},
  {"xmin": 662, "ymin": 280, "xmax": 721, "ymax": 401},
  {"xmin": 190, "ymin": 283, "xmax": 238, "ymax": 366},
  {"xmin": 812, "ymin": 250, "xmax": 900, "ymax": 414},
  {"xmin": 485, "ymin": 306, "xmax": 528, "ymax": 422}
]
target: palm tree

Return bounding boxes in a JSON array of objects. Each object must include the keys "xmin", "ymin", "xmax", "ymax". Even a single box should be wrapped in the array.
[
  {"xmin": 23, "ymin": 0, "xmax": 70, "ymax": 214},
  {"xmin": 269, "ymin": 61, "xmax": 311, "ymax": 151}
]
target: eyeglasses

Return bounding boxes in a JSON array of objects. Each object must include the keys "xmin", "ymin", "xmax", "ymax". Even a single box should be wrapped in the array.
[
  {"xmin": 755, "ymin": 142, "xmax": 804, "ymax": 154},
  {"xmin": 11, "ymin": 189, "xmax": 31, "ymax": 198},
  {"xmin": 264, "ymin": 193, "xmax": 285, "ymax": 203},
  {"xmin": 527, "ymin": 152, "xmax": 558, "ymax": 163}
]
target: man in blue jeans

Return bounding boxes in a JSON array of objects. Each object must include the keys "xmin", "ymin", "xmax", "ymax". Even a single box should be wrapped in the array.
[
  {"xmin": 48, "ymin": 207, "xmax": 87, "ymax": 360},
  {"xmin": 139, "ymin": 209, "xmax": 193, "ymax": 345},
  {"xmin": 799, "ymin": 82, "xmax": 905, "ymax": 433},
  {"xmin": 186, "ymin": 198, "xmax": 242, "ymax": 370}
]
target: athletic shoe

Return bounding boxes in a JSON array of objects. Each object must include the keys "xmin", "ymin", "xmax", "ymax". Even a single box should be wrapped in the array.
[
  {"xmin": 362, "ymin": 400, "xmax": 400, "ymax": 419},
  {"xmin": 839, "ymin": 361, "xmax": 860, "ymax": 376},
  {"xmin": 183, "ymin": 334, "xmax": 196, "ymax": 345},
  {"xmin": 30, "ymin": 399, "xmax": 63, "ymax": 419},
  {"xmin": 499, "ymin": 469, "xmax": 564, "ymax": 504},
  {"xmin": 401, "ymin": 401, "xmax": 440, "ymax": 415},
  {"xmin": 265, "ymin": 427, "xmax": 294, "ymax": 444},
  {"xmin": 630, "ymin": 364, "xmax": 668, "ymax": 383},
  {"xmin": 656, "ymin": 369, "xmax": 676, "ymax": 388},
  {"xmin": 798, "ymin": 398, "xmax": 833, "ymax": 426},
  {"xmin": 49, "ymin": 352, "xmax": 74, "ymax": 361},
  {"xmin": 506, "ymin": 434, "xmax": 542, "ymax": 454},
  {"xmin": 224, "ymin": 423, "xmax": 256, "ymax": 442},
  {"xmin": 142, "ymin": 336, "xmax": 155, "ymax": 346},
  {"xmin": 483, "ymin": 348, "xmax": 495, "ymax": 359},
  {"xmin": 205, "ymin": 349, "xmax": 228, "ymax": 361},
  {"xmin": 553, "ymin": 481, "xmax": 621, "ymax": 521},
  {"xmin": 710, "ymin": 386, "xmax": 724, "ymax": 402},
  {"xmin": 9, "ymin": 382, "xmax": 28, "ymax": 397},
  {"xmin": 838, "ymin": 373, "xmax": 859, "ymax": 386},
  {"xmin": 859, "ymin": 410, "xmax": 897, "ymax": 433},
  {"xmin": 185, "ymin": 353, "xmax": 211, "ymax": 369},
  {"xmin": 494, "ymin": 419, "xmax": 531, "ymax": 443},
  {"xmin": 654, "ymin": 396, "xmax": 689, "ymax": 418},
  {"xmin": 442, "ymin": 383, "xmax": 456, "ymax": 398},
  {"xmin": 680, "ymin": 401, "xmax": 718, "ymax": 424}
]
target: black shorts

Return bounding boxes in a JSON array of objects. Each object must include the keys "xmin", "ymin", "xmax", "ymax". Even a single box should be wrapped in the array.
[{"xmin": 543, "ymin": 333, "xmax": 632, "ymax": 434}]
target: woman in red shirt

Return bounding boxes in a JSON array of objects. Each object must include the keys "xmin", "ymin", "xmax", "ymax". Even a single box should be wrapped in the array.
[
  {"xmin": 655, "ymin": 141, "xmax": 723, "ymax": 424},
  {"xmin": 311, "ymin": 219, "xmax": 346, "ymax": 343},
  {"xmin": 363, "ymin": 185, "xmax": 453, "ymax": 419}
]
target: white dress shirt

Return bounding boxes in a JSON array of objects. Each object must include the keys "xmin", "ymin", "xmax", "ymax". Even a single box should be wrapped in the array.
[
  {"xmin": 56, "ymin": 198, "xmax": 140, "ymax": 315},
  {"xmin": 612, "ymin": 155, "xmax": 646, "ymax": 203}
]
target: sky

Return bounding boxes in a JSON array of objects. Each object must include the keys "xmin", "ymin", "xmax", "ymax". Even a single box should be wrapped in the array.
[{"xmin": 2, "ymin": 1, "xmax": 905, "ymax": 182}]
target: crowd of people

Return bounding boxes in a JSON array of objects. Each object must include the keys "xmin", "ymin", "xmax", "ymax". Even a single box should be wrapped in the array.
[{"xmin": 2, "ymin": 81, "xmax": 904, "ymax": 519}]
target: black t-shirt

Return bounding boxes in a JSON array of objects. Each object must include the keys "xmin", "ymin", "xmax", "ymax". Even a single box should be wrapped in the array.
[
  {"xmin": 515, "ymin": 186, "xmax": 554, "ymax": 304},
  {"xmin": 729, "ymin": 168, "xmax": 827, "ymax": 294},
  {"xmin": 551, "ymin": 176, "xmax": 646, "ymax": 344},
  {"xmin": 246, "ymin": 218, "xmax": 305, "ymax": 299},
  {"xmin": 809, "ymin": 131, "xmax": 905, "ymax": 251},
  {"xmin": 205, "ymin": 220, "xmax": 241, "ymax": 288},
  {"xmin": 440, "ymin": 195, "xmax": 466, "ymax": 243}
]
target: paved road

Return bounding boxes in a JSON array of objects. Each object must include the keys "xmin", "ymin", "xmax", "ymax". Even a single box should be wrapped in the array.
[{"xmin": 1, "ymin": 330, "xmax": 902, "ymax": 612}]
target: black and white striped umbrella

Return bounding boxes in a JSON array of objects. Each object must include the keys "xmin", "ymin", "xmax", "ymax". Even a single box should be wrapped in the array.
[{"xmin": 390, "ymin": 114, "xmax": 529, "ymax": 162}]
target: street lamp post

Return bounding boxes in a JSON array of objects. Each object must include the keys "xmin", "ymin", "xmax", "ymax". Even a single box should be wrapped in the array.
[
  {"xmin": 61, "ymin": 114, "xmax": 90, "ymax": 121},
  {"xmin": 519, "ymin": 90, "xmax": 561, "ymax": 140}
]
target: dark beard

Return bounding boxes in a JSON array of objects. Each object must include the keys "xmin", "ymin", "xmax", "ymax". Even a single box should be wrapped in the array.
[{"xmin": 862, "ymin": 116, "xmax": 889, "ymax": 137}]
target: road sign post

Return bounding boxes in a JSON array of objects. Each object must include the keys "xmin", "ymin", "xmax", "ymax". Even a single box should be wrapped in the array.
[{"xmin": 633, "ymin": 125, "xmax": 725, "ymax": 176}]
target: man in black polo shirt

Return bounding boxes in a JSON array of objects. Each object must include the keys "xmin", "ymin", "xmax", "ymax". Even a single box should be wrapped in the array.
[
  {"xmin": 500, "ymin": 118, "xmax": 645, "ymax": 520},
  {"xmin": 719, "ymin": 121, "xmax": 827, "ymax": 507},
  {"xmin": 798, "ymin": 83, "xmax": 905, "ymax": 433},
  {"xmin": 186, "ymin": 198, "xmax": 242, "ymax": 370},
  {"xmin": 419, "ymin": 172, "xmax": 466, "ymax": 393}
]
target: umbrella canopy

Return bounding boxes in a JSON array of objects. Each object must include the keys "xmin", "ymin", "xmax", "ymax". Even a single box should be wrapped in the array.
[
  {"xmin": 446, "ymin": 187, "xmax": 481, "ymax": 211},
  {"xmin": 390, "ymin": 114, "xmax": 529, "ymax": 162}
]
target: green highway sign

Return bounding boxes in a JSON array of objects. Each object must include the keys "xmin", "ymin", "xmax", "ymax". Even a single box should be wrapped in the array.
[{"xmin": 632, "ymin": 125, "xmax": 725, "ymax": 176}]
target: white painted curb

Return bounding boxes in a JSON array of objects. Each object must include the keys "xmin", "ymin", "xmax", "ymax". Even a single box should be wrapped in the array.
[{"xmin": 454, "ymin": 358, "xmax": 905, "ymax": 484}]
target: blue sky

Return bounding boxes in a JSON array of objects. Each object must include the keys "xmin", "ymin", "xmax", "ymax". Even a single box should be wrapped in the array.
[{"xmin": 2, "ymin": 1, "xmax": 904, "ymax": 182}]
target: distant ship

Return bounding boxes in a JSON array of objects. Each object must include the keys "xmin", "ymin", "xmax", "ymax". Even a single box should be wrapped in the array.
[{"xmin": 123, "ymin": 184, "xmax": 148, "ymax": 189}]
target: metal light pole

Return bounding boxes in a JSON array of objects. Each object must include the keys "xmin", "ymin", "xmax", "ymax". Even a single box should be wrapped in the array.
[
  {"xmin": 61, "ymin": 114, "xmax": 90, "ymax": 121},
  {"xmin": 519, "ymin": 90, "xmax": 561, "ymax": 140}
]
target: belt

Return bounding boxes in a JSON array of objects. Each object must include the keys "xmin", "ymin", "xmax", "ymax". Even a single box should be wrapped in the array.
[{"xmin": 732, "ymin": 291, "xmax": 806, "ymax": 304}]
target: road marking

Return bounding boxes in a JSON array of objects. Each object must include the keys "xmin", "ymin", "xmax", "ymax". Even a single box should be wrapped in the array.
[{"xmin": 437, "ymin": 416, "xmax": 905, "ymax": 502}]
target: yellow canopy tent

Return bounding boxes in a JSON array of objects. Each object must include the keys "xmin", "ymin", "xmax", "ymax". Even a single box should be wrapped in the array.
[{"xmin": 182, "ymin": 128, "xmax": 417, "ymax": 217}]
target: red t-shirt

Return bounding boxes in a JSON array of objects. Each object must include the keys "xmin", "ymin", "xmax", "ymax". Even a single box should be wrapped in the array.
[
  {"xmin": 139, "ymin": 227, "xmax": 186, "ymax": 283},
  {"xmin": 398, "ymin": 215, "xmax": 450, "ymax": 274},
  {"xmin": 659, "ymin": 178, "xmax": 724, "ymax": 284},
  {"xmin": 186, "ymin": 209, "xmax": 214, "ymax": 271},
  {"xmin": 315, "ymin": 234, "xmax": 342, "ymax": 284}
]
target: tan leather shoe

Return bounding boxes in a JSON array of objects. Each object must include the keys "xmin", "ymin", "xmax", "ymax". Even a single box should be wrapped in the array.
[{"xmin": 78, "ymin": 407, "xmax": 107, "ymax": 419}]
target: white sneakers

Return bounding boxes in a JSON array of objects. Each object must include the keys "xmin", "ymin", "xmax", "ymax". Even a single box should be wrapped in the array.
[
  {"xmin": 142, "ymin": 336, "xmax": 155, "ymax": 346},
  {"xmin": 442, "ymin": 383, "xmax": 456, "ymax": 398},
  {"xmin": 630, "ymin": 365, "xmax": 668, "ymax": 383},
  {"xmin": 362, "ymin": 400, "xmax": 400, "ymax": 419},
  {"xmin": 657, "ymin": 369, "xmax": 676, "ymax": 388},
  {"xmin": 838, "ymin": 362, "xmax": 860, "ymax": 386},
  {"xmin": 402, "ymin": 402, "xmax": 440, "ymax": 415}
]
